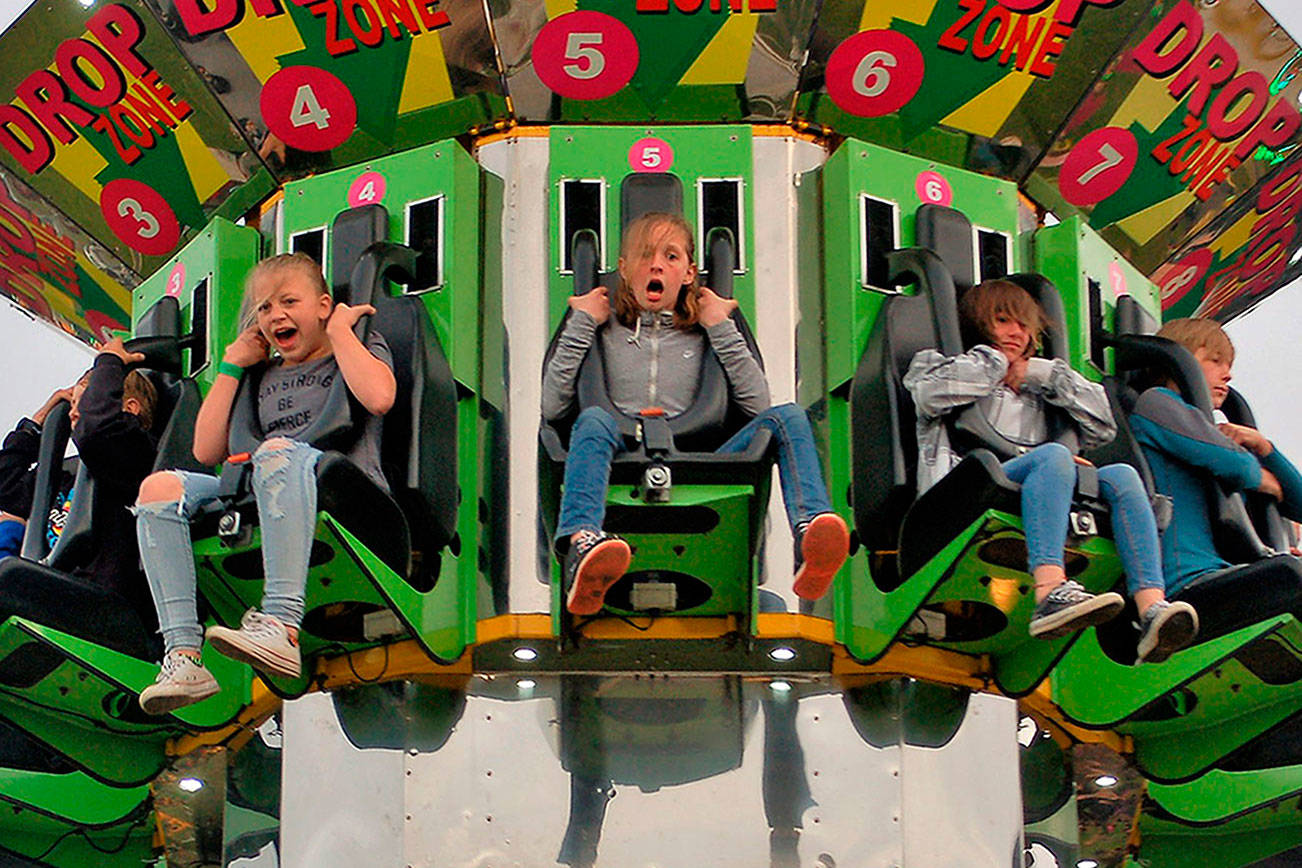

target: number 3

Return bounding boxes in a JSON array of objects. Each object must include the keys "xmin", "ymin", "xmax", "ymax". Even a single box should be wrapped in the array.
[
  {"xmin": 117, "ymin": 198, "xmax": 159, "ymax": 239},
  {"xmin": 564, "ymin": 32, "xmax": 605, "ymax": 80},
  {"xmin": 853, "ymin": 50, "xmax": 897, "ymax": 98}
]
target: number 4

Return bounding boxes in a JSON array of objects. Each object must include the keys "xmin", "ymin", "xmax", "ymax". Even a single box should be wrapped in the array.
[{"xmin": 291, "ymin": 84, "xmax": 331, "ymax": 131}]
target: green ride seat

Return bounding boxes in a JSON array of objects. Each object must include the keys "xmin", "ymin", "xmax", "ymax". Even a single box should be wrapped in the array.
[
  {"xmin": 538, "ymin": 218, "xmax": 774, "ymax": 632},
  {"xmin": 843, "ymin": 240, "xmax": 1121, "ymax": 696},
  {"xmin": 0, "ymin": 719, "xmax": 153, "ymax": 868},
  {"xmin": 196, "ymin": 207, "xmax": 466, "ymax": 696},
  {"xmin": 1138, "ymin": 765, "xmax": 1302, "ymax": 868}
]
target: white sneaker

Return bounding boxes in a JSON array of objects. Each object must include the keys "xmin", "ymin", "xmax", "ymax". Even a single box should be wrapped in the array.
[
  {"xmin": 206, "ymin": 610, "xmax": 302, "ymax": 678},
  {"xmin": 139, "ymin": 650, "xmax": 219, "ymax": 715}
]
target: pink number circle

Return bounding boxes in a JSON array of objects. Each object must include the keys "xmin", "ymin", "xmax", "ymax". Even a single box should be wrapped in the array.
[
  {"xmin": 348, "ymin": 171, "xmax": 387, "ymax": 208},
  {"xmin": 100, "ymin": 178, "xmax": 179, "ymax": 256},
  {"xmin": 915, "ymin": 171, "xmax": 953, "ymax": 206},
  {"xmin": 1157, "ymin": 248, "xmax": 1212, "ymax": 308},
  {"xmin": 261, "ymin": 66, "xmax": 357, "ymax": 152},
  {"xmin": 532, "ymin": 11, "xmax": 638, "ymax": 101},
  {"xmin": 165, "ymin": 262, "xmax": 186, "ymax": 298},
  {"xmin": 1059, "ymin": 127, "xmax": 1138, "ymax": 207},
  {"xmin": 825, "ymin": 30, "xmax": 924, "ymax": 118},
  {"xmin": 1108, "ymin": 262, "xmax": 1127, "ymax": 299},
  {"xmin": 629, "ymin": 137, "xmax": 673, "ymax": 173}
]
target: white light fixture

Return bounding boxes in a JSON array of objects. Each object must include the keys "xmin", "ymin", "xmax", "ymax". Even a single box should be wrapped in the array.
[
  {"xmin": 769, "ymin": 680, "xmax": 792, "ymax": 693},
  {"xmin": 1077, "ymin": 860, "xmax": 1100, "ymax": 868},
  {"xmin": 768, "ymin": 646, "xmax": 796, "ymax": 662},
  {"xmin": 517, "ymin": 679, "xmax": 536, "ymax": 690},
  {"xmin": 1290, "ymin": 246, "xmax": 1302, "ymax": 265},
  {"xmin": 1093, "ymin": 775, "xmax": 1118, "ymax": 788},
  {"xmin": 512, "ymin": 647, "xmax": 538, "ymax": 662},
  {"xmin": 178, "ymin": 778, "xmax": 204, "ymax": 793}
]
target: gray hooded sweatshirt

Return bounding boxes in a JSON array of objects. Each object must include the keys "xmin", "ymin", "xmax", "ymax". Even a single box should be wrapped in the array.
[{"xmin": 542, "ymin": 309, "xmax": 770, "ymax": 422}]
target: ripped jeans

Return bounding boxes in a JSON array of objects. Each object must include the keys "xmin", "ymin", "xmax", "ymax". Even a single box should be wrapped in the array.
[{"xmin": 134, "ymin": 438, "xmax": 322, "ymax": 654}]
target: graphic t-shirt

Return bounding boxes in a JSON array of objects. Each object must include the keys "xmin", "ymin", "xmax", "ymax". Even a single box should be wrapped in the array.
[
  {"xmin": 45, "ymin": 482, "xmax": 74, "ymax": 551},
  {"xmin": 257, "ymin": 332, "xmax": 393, "ymax": 489}
]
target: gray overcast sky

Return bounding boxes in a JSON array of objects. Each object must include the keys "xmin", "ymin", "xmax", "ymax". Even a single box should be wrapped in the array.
[{"xmin": 0, "ymin": 0, "xmax": 1296, "ymax": 459}]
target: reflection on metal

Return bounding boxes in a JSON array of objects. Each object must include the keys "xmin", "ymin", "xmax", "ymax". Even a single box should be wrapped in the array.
[
  {"xmin": 155, "ymin": 746, "xmax": 228, "ymax": 868},
  {"xmin": 280, "ymin": 675, "xmax": 1020, "ymax": 867},
  {"xmin": 1073, "ymin": 742, "xmax": 1143, "ymax": 868}
]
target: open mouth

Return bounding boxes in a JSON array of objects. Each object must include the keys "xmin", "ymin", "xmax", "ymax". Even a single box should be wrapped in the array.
[
  {"xmin": 272, "ymin": 325, "xmax": 298, "ymax": 347},
  {"xmin": 645, "ymin": 279, "xmax": 664, "ymax": 303}
]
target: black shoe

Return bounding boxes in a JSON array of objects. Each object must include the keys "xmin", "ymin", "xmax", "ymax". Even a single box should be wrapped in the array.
[
  {"xmin": 1029, "ymin": 580, "xmax": 1124, "ymax": 639},
  {"xmin": 1136, "ymin": 600, "xmax": 1199, "ymax": 664},
  {"xmin": 564, "ymin": 531, "xmax": 631, "ymax": 616}
]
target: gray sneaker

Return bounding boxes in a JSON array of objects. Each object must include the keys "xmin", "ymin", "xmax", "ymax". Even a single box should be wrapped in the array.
[
  {"xmin": 1136, "ymin": 600, "xmax": 1199, "ymax": 664},
  {"xmin": 207, "ymin": 610, "xmax": 302, "ymax": 678},
  {"xmin": 1029, "ymin": 580, "xmax": 1124, "ymax": 639},
  {"xmin": 139, "ymin": 650, "xmax": 219, "ymax": 715}
]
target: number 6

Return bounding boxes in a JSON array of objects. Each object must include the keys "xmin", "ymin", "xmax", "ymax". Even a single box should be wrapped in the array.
[{"xmin": 853, "ymin": 50, "xmax": 897, "ymax": 98}]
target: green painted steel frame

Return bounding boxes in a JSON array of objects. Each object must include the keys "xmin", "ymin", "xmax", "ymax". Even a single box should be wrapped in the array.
[
  {"xmin": 130, "ymin": 217, "xmax": 264, "ymax": 393},
  {"xmin": 0, "ymin": 617, "xmax": 250, "ymax": 786},
  {"xmin": 1054, "ymin": 615, "xmax": 1302, "ymax": 783}
]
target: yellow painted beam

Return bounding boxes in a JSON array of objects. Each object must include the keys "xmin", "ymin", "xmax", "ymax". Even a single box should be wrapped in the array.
[
  {"xmin": 400, "ymin": 30, "xmax": 456, "ymax": 113},
  {"xmin": 680, "ymin": 13, "xmax": 759, "ymax": 85}
]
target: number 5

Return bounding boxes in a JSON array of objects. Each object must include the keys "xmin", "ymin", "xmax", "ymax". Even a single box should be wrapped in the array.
[
  {"xmin": 1078, "ymin": 143, "xmax": 1123, "ymax": 186},
  {"xmin": 564, "ymin": 32, "xmax": 605, "ymax": 80},
  {"xmin": 641, "ymin": 146, "xmax": 661, "ymax": 168}
]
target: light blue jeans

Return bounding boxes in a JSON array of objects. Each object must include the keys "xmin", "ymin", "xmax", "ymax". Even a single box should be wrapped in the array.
[
  {"xmin": 134, "ymin": 438, "xmax": 322, "ymax": 654},
  {"xmin": 1002, "ymin": 442, "xmax": 1164, "ymax": 595},
  {"xmin": 556, "ymin": 403, "xmax": 833, "ymax": 544}
]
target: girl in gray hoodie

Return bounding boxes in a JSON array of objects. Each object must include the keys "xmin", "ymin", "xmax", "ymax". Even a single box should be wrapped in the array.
[{"xmin": 543, "ymin": 212, "xmax": 848, "ymax": 615}]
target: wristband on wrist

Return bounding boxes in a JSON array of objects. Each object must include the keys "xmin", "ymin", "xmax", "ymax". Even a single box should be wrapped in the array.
[{"xmin": 218, "ymin": 361, "xmax": 244, "ymax": 380}]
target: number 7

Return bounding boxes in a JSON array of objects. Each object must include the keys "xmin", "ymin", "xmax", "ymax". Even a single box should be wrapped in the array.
[{"xmin": 1078, "ymin": 143, "xmax": 1122, "ymax": 185}]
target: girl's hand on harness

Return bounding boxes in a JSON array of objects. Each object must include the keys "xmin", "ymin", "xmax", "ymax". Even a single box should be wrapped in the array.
[
  {"xmin": 224, "ymin": 325, "xmax": 270, "ymax": 368},
  {"xmin": 327, "ymin": 302, "xmax": 376, "ymax": 341},
  {"xmin": 569, "ymin": 287, "xmax": 610, "ymax": 323},
  {"xmin": 98, "ymin": 335, "xmax": 145, "ymax": 366},
  {"xmin": 697, "ymin": 287, "xmax": 737, "ymax": 328}
]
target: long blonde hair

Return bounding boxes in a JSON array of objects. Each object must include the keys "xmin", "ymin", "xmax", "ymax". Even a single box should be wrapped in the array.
[
  {"xmin": 959, "ymin": 279, "xmax": 1048, "ymax": 360},
  {"xmin": 238, "ymin": 253, "xmax": 330, "ymax": 331},
  {"xmin": 613, "ymin": 212, "xmax": 701, "ymax": 330}
]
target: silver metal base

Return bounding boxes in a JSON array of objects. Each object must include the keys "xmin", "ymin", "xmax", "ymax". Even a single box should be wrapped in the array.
[{"xmin": 280, "ymin": 675, "xmax": 1021, "ymax": 867}]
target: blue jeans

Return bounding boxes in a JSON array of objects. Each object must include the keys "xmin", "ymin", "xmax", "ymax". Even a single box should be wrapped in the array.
[
  {"xmin": 134, "ymin": 438, "xmax": 322, "ymax": 654},
  {"xmin": 1001, "ymin": 443, "xmax": 1164, "ymax": 595},
  {"xmin": 556, "ymin": 403, "xmax": 833, "ymax": 544}
]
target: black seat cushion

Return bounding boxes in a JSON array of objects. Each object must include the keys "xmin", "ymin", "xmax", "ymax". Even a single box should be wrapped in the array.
[
  {"xmin": 0, "ymin": 557, "xmax": 159, "ymax": 661},
  {"xmin": 1170, "ymin": 555, "xmax": 1302, "ymax": 642}
]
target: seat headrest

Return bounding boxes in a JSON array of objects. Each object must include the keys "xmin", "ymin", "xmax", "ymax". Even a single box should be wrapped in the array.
[
  {"xmin": 621, "ymin": 174, "xmax": 684, "ymax": 229},
  {"xmin": 915, "ymin": 204, "xmax": 976, "ymax": 294}
]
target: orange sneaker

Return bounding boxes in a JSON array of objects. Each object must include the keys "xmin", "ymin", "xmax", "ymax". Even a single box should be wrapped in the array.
[
  {"xmin": 793, "ymin": 513, "xmax": 849, "ymax": 600},
  {"xmin": 564, "ymin": 531, "xmax": 631, "ymax": 616}
]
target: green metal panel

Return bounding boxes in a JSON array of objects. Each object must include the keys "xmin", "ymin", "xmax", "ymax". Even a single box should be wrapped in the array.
[
  {"xmin": 280, "ymin": 140, "xmax": 484, "ymax": 386},
  {"xmin": 0, "ymin": 768, "xmax": 152, "ymax": 867},
  {"xmin": 1033, "ymin": 215, "xmax": 1161, "ymax": 380},
  {"xmin": 546, "ymin": 125, "xmax": 758, "ymax": 326},
  {"xmin": 1052, "ymin": 615, "xmax": 1302, "ymax": 783},
  {"xmin": 131, "ymin": 216, "xmax": 263, "ymax": 391},
  {"xmin": 0, "ymin": 618, "xmax": 249, "ymax": 785},
  {"xmin": 815, "ymin": 139, "xmax": 1021, "ymax": 391},
  {"xmin": 835, "ymin": 510, "xmax": 1120, "ymax": 696}
]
